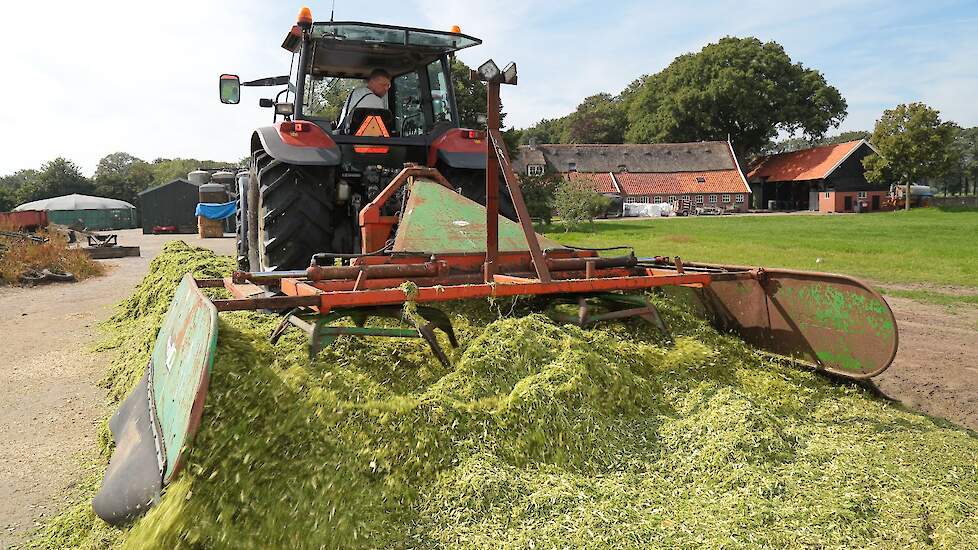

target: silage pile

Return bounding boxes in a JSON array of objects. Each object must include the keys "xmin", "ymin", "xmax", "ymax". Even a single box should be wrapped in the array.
[{"xmin": 31, "ymin": 241, "xmax": 978, "ymax": 549}]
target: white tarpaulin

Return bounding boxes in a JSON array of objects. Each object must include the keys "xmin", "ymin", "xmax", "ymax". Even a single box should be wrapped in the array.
[{"xmin": 14, "ymin": 193, "xmax": 136, "ymax": 212}]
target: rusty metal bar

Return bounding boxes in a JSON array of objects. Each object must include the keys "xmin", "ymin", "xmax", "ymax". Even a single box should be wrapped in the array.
[
  {"xmin": 294, "ymin": 272, "xmax": 712, "ymax": 311},
  {"xmin": 305, "ymin": 261, "xmax": 443, "ymax": 281},
  {"xmin": 484, "ymin": 81, "xmax": 501, "ymax": 281},
  {"xmin": 489, "ymin": 127, "xmax": 552, "ymax": 283},
  {"xmin": 546, "ymin": 255, "xmax": 635, "ymax": 271},
  {"xmin": 211, "ymin": 294, "xmax": 321, "ymax": 312},
  {"xmin": 304, "ymin": 267, "xmax": 637, "ymax": 293}
]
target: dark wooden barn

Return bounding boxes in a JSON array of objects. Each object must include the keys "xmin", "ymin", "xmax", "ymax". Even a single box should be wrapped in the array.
[{"xmin": 138, "ymin": 178, "xmax": 199, "ymax": 234}]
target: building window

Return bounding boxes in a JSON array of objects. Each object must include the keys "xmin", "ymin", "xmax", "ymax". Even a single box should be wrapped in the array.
[
  {"xmin": 567, "ymin": 162, "xmax": 577, "ymax": 172},
  {"xmin": 641, "ymin": 196, "xmax": 650, "ymax": 203},
  {"xmin": 696, "ymin": 176, "xmax": 706, "ymax": 183},
  {"xmin": 617, "ymin": 164, "xmax": 627, "ymax": 172},
  {"xmin": 824, "ymin": 191, "xmax": 831, "ymax": 198},
  {"xmin": 624, "ymin": 196, "xmax": 637, "ymax": 203},
  {"xmin": 654, "ymin": 196, "xmax": 663, "ymax": 203},
  {"xmin": 695, "ymin": 195, "xmax": 704, "ymax": 204},
  {"xmin": 681, "ymin": 195, "xmax": 690, "ymax": 202},
  {"xmin": 526, "ymin": 164, "xmax": 544, "ymax": 176},
  {"xmin": 722, "ymin": 194, "xmax": 731, "ymax": 203},
  {"xmin": 857, "ymin": 191, "xmax": 868, "ymax": 199},
  {"xmin": 735, "ymin": 194, "xmax": 745, "ymax": 203},
  {"xmin": 668, "ymin": 195, "xmax": 677, "ymax": 202},
  {"xmin": 709, "ymin": 195, "xmax": 717, "ymax": 203}
]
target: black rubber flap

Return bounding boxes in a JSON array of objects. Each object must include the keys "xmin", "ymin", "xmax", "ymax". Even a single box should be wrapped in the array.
[{"xmin": 92, "ymin": 367, "xmax": 163, "ymax": 525}]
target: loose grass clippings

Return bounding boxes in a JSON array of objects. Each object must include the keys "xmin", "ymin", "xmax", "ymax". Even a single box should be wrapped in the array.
[{"xmin": 29, "ymin": 241, "xmax": 978, "ymax": 549}]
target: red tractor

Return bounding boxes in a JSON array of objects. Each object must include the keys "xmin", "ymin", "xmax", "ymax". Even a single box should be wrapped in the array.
[{"xmin": 220, "ymin": 9, "xmax": 510, "ymax": 271}]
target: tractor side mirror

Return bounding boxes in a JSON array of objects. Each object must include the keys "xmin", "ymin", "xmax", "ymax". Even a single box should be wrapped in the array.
[
  {"xmin": 219, "ymin": 74, "xmax": 240, "ymax": 104},
  {"xmin": 259, "ymin": 98, "xmax": 274, "ymax": 108}
]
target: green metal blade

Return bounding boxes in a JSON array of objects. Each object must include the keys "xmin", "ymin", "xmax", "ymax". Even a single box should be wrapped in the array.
[
  {"xmin": 393, "ymin": 179, "xmax": 563, "ymax": 254},
  {"xmin": 151, "ymin": 274, "xmax": 219, "ymax": 482}
]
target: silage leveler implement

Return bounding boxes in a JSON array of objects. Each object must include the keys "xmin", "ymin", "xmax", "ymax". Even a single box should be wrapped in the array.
[{"xmin": 93, "ymin": 12, "xmax": 898, "ymax": 525}]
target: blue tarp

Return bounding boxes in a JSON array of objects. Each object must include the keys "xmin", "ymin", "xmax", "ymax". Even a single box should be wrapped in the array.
[{"xmin": 195, "ymin": 201, "xmax": 237, "ymax": 220}]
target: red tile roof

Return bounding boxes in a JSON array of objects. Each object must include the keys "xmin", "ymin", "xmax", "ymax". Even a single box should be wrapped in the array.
[
  {"xmin": 614, "ymin": 170, "xmax": 749, "ymax": 196},
  {"xmin": 564, "ymin": 172, "xmax": 618, "ymax": 194},
  {"xmin": 747, "ymin": 140, "xmax": 864, "ymax": 182}
]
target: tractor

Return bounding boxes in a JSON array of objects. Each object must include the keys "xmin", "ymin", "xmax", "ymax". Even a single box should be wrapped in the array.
[
  {"xmin": 218, "ymin": 10, "xmax": 508, "ymax": 271},
  {"xmin": 93, "ymin": 7, "xmax": 899, "ymax": 526}
]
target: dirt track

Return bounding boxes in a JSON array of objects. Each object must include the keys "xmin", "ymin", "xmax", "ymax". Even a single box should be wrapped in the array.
[
  {"xmin": 0, "ymin": 231, "xmax": 235, "ymax": 548},
  {"xmin": 873, "ymin": 295, "xmax": 978, "ymax": 429},
  {"xmin": 0, "ymin": 230, "xmax": 975, "ymax": 547}
]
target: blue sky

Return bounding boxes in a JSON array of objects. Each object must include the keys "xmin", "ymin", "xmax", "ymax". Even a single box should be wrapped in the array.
[{"xmin": 1, "ymin": 0, "xmax": 975, "ymax": 176}]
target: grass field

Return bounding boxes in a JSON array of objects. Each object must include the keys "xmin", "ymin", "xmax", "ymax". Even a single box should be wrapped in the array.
[{"xmin": 540, "ymin": 208, "xmax": 978, "ymax": 290}]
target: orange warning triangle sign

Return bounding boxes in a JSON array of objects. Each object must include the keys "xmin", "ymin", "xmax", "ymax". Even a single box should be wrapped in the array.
[{"xmin": 355, "ymin": 115, "xmax": 390, "ymax": 138}]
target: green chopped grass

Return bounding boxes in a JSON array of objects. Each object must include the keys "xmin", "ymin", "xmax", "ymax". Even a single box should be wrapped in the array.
[{"xmin": 28, "ymin": 241, "xmax": 978, "ymax": 549}]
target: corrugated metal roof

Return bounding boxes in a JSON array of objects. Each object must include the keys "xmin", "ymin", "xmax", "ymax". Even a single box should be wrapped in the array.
[{"xmin": 747, "ymin": 140, "xmax": 865, "ymax": 182}]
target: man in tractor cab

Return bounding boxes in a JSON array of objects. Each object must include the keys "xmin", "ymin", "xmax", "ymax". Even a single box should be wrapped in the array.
[{"xmin": 337, "ymin": 68, "xmax": 391, "ymax": 132}]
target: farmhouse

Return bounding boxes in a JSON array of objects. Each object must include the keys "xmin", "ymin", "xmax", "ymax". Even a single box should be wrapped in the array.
[
  {"xmin": 515, "ymin": 142, "xmax": 752, "ymax": 212},
  {"xmin": 747, "ymin": 139, "xmax": 888, "ymax": 212}
]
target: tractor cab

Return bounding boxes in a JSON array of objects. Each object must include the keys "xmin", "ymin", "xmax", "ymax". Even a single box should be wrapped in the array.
[{"xmin": 290, "ymin": 21, "xmax": 480, "ymax": 139}]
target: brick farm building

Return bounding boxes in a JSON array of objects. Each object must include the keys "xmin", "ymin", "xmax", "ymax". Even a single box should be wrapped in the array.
[{"xmin": 514, "ymin": 141, "xmax": 752, "ymax": 213}]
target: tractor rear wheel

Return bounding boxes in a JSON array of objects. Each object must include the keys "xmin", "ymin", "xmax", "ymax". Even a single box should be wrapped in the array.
[
  {"xmin": 252, "ymin": 150, "xmax": 354, "ymax": 271},
  {"xmin": 235, "ymin": 172, "xmax": 250, "ymax": 270}
]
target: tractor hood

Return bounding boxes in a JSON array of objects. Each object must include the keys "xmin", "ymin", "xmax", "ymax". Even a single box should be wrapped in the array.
[{"xmin": 284, "ymin": 21, "xmax": 481, "ymax": 79}]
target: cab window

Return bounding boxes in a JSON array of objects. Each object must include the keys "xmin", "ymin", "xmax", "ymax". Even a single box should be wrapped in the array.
[
  {"xmin": 303, "ymin": 76, "xmax": 359, "ymax": 122},
  {"xmin": 426, "ymin": 60, "xmax": 454, "ymax": 127},
  {"xmin": 392, "ymin": 71, "xmax": 424, "ymax": 136}
]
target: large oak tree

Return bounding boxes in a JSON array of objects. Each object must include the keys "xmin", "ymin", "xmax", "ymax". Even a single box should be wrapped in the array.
[{"xmin": 625, "ymin": 37, "xmax": 847, "ymax": 158}]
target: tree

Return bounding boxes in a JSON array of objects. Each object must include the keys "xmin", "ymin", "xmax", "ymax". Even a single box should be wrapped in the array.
[
  {"xmin": 451, "ymin": 59, "xmax": 506, "ymax": 129},
  {"xmin": 94, "ymin": 152, "xmax": 144, "ymax": 180},
  {"xmin": 863, "ymin": 103, "xmax": 958, "ymax": 210},
  {"xmin": 16, "ymin": 158, "xmax": 93, "ymax": 204},
  {"xmin": 520, "ymin": 117, "xmax": 567, "ymax": 145},
  {"xmin": 0, "ymin": 169, "xmax": 37, "ymax": 210},
  {"xmin": 93, "ymin": 152, "xmax": 155, "ymax": 206},
  {"xmin": 821, "ymin": 130, "xmax": 871, "ymax": 146},
  {"xmin": 944, "ymin": 126, "xmax": 978, "ymax": 196},
  {"xmin": 764, "ymin": 130, "xmax": 871, "ymax": 155},
  {"xmin": 564, "ymin": 93, "xmax": 627, "ymax": 144},
  {"xmin": 554, "ymin": 184, "xmax": 611, "ymax": 230},
  {"xmin": 625, "ymin": 36, "xmax": 847, "ymax": 159},
  {"xmin": 518, "ymin": 172, "xmax": 560, "ymax": 224}
]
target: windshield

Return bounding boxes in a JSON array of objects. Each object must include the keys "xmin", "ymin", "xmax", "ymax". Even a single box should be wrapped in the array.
[
  {"xmin": 302, "ymin": 76, "xmax": 360, "ymax": 121},
  {"xmin": 302, "ymin": 72, "xmax": 432, "ymax": 136},
  {"xmin": 311, "ymin": 22, "xmax": 480, "ymax": 51}
]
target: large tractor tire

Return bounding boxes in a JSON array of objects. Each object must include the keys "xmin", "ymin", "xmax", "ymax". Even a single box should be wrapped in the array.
[
  {"xmin": 251, "ymin": 150, "xmax": 354, "ymax": 271},
  {"xmin": 235, "ymin": 173, "xmax": 250, "ymax": 270}
]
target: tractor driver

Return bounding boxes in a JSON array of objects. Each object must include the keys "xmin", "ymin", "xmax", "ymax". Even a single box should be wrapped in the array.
[{"xmin": 337, "ymin": 68, "xmax": 391, "ymax": 132}]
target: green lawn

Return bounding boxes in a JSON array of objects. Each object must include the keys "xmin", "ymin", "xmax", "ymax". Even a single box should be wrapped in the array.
[{"xmin": 540, "ymin": 208, "xmax": 978, "ymax": 289}]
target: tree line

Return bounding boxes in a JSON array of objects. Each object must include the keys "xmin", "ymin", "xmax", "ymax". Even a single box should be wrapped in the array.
[
  {"xmin": 0, "ymin": 154, "xmax": 242, "ymax": 213},
  {"xmin": 511, "ymin": 36, "xmax": 977, "ymax": 197}
]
